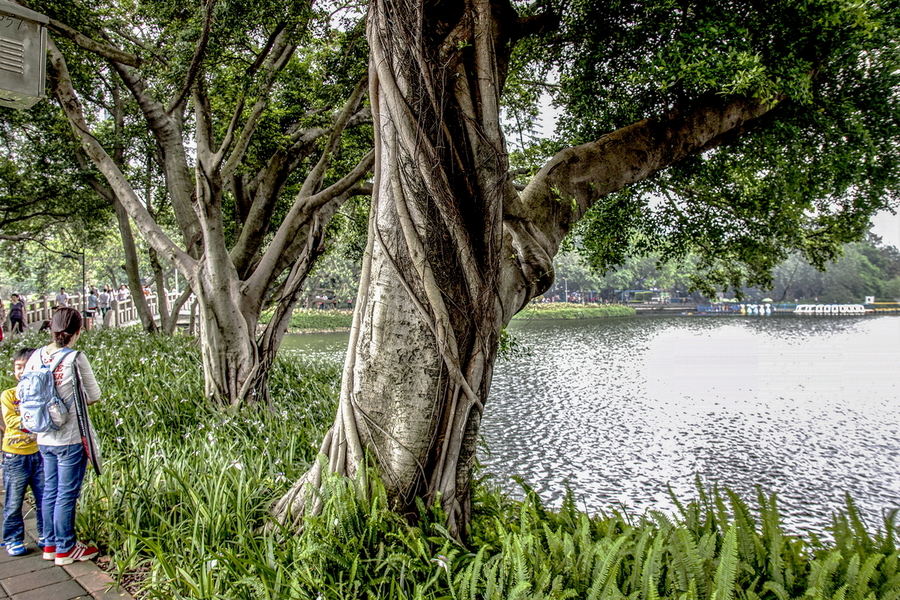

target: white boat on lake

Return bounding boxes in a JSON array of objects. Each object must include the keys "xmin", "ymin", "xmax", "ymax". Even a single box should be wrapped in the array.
[{"xmin": 793, "ymin": 304, "xmax": 867, "ymax": 315}]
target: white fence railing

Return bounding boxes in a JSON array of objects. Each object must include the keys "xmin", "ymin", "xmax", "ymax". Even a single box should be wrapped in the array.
[{"xmin": 18, "ymin": 291, "xmax": 186, "ymax": 329}]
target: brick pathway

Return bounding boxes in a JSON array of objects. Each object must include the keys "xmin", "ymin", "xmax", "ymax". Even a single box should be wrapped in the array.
[{"xmin": 0, "ymin": 493, "xmax": 132, "ymax": 600}]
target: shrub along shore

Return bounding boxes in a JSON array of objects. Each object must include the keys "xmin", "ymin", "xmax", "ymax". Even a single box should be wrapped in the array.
[{"xmin": 3, "ymin": 328, "xmax": 897, "ymax": 599}]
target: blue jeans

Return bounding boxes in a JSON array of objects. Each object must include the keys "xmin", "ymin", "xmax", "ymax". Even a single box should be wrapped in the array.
[
  {"xmin": 2, "ymin": 452, "xmax": 44, "ymax": 545},
  {"xmin": 39, "ymin": 444, "xmax": 87, "ymax": 553}
]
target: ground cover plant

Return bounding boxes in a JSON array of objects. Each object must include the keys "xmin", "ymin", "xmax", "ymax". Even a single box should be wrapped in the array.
[
  {"xmin": 2, "ymin": 328, "xmax": 898, "ymax": 599},
  {"xmin": 513, "ymin": 303, "xmax": 637, "ymax": 321}
]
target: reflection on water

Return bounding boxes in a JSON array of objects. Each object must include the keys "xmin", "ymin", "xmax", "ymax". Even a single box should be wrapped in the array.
[
  {"xmin": 279, "ymin": 331, "xmax": 350, "ymax": 364},
  {"xmin": 281, "ymin": 315, "xmax": 900, "ymax": 533},
  {"xmin": 486, "ymin": 315, "xmax": 900, "ymax": 533}
]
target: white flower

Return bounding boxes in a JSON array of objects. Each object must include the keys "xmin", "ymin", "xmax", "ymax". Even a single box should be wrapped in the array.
[{"xmin": 431, "ymin": 554, "xmax": 450, "ymax": 571}]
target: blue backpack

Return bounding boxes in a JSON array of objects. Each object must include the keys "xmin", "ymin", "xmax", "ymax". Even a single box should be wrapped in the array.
[{"xmin": 17, "ymin": 348, "xmax": 75, "ymax": 433}]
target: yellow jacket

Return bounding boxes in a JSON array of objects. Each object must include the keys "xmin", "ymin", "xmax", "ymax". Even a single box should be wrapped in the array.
[{"xmin": 1, "ymin": 387, "xmax": 38, "ymax": 454}]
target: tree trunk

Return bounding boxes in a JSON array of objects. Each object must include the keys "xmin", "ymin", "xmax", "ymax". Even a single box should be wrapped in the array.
[
  {"xmin": 275, "ymin": 0, "xmax": 515, "ymax": 538},
  {"xmin": 194, "ymin": 277, "xmax": 257, "ymax": 405},
  {"xmin": 243, "ymin": 207, "xmax": 334, "ymax": 405},
  {"xmin": 112, "ymin": 200, "xmax": 159, "ymax": 333}
]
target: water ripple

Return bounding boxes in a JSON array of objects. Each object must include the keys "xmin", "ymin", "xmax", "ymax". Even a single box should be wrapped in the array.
[{"xmin": 482, "ymin": 315, "xmax": 900, "ymax": 534}]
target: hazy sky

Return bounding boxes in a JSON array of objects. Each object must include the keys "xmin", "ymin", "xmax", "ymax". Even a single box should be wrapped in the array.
[{"xmin": 870, "ymin": 210, "xmax": 900, "ymax": 249}]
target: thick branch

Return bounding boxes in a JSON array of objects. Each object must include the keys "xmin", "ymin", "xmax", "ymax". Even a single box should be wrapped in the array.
[
  {"xmin": 242, "ymin": 79, "xmax": 370, "ymax": 290},
  {"xmin": 168, "ymin": 0, "xmax": 218, "ymax": 114},
  {"xmin": 109, "ymin": 63, "xmax": 200, "ymax": 253},
  {"xmin": 230, "ymin": 129, "xmax": 326, "ymax": 273},
  {"xmin": 243, "ymin": 149, "xmax": 375, "ymax": 299},
  {"xmin": 521, "ymin": 93, "xmax": 783, "ymax": 254},
  {"xmin": 219, "ymin": 29, "xmax": 297, "ymax": 178},
  {"xmin": 47, "ymin": 39, "xmax": 195, "ymax": 276},
  {"xmin": 47, "ymin": 19, "xmax": 141, "ymax": 67}
]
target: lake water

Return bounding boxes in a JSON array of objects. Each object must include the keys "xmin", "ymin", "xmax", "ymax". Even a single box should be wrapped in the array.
[{"xmin": 279, "ymin": 314, "xmax": 900, "ymax": 534}]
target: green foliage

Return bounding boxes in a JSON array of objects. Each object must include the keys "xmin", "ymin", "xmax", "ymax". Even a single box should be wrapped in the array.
[
  {"xmin": 508, "ymin": 0, "xmax": 900, "ymax": 298},
  {"xmin": 1, "ymin": 329, "xmax": 897, "ymax": 599},
  {"xmin": 554, "ymin": 233, "xmax": 900, "ymax": 302},
  {"xmin": 0, "ymin": 100, "xmax": 114, "ymax": 275}
]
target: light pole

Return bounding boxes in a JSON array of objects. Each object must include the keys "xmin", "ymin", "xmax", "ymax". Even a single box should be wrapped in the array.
[
  {"xmin": 562, "ymin": 277, "xmax": 568, "ymax": 303},
  {"xmin": 62, "ymin": 251, "xmax": 86, "ymax": 310}
]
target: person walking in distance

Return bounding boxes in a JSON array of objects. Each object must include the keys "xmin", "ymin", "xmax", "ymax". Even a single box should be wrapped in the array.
[
  {"xmin": 55, "ymin": 288, "xmax": 68, "ymax": 308},
  {"xmin": 8, "ymin": 294, "xmax": 25, "ymax": 334},
  {"xmin": 98, "ymin": 287, "xmax": 111, "ymax": 325},
  {"xmin": 84, "ymin": 289, "xmax": 99, "ymax": 331},
  {"xmin": 26, "ymin": 308, "xmax": 101, "ymax": 565}
]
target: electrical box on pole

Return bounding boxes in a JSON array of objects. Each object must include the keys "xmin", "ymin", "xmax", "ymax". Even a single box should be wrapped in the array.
[{"xmin": 0, "ymin": 0, "xmax": 48, "ymax": 110}]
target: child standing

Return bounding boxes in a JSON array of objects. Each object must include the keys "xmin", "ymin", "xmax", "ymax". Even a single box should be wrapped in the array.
[{"xmin": 1, "ymin": 347, "xmax": 44, "ymax": 556}]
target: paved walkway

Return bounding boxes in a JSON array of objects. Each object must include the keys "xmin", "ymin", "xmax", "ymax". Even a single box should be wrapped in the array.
[{"xmin": 0, "ymin": 493, "xmax": 132, "ymax": 600}]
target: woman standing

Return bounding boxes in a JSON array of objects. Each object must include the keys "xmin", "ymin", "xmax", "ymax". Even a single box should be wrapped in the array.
[
  {"xmin": 29, "ymin": 307, "xmax": 101, "ymax": 565},
  {"xmin": 8, "ymin": 294, "xmax": 25, "ymax": 334}
]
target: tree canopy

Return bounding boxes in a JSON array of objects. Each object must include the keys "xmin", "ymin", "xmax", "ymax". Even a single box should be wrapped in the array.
[
  {"xmin": 509, "ymin": 0, "xmax": 900, "ymax": 294},
  {"xmin": 17, "ymin": 0, "xmax": 374, "ymax": 401}
]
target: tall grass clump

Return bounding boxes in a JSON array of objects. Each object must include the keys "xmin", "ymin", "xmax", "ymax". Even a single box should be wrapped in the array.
[
  {"xmin": 2, "ymin": 328, "xmax": 899, "ymax": 599},
  {"xmin": 513, "ymin": 303, "xmax": 636, "ymax": 320}
]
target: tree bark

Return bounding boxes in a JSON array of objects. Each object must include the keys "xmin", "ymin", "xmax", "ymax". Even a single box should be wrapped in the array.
[{"xmin": 275, "ymin": 0, "xmax": 784, "ymax": 538}]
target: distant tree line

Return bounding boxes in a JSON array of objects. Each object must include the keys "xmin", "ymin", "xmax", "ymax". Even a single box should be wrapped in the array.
[{"xmin": 548, "ymin": 233, "xmax": 900, "ymax": 303}]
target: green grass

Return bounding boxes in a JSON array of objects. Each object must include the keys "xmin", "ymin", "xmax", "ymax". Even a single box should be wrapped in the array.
[
  {"xmin": 513, "ymin": 303, "xmax": 636, "ymax": 320},
  {"xmin": 2, "ymin": 328, "xmax": 897, "ymax": 600},
  {"xmin": 259, "ymin": 308, "xmax": 353, "ymax": 331}
]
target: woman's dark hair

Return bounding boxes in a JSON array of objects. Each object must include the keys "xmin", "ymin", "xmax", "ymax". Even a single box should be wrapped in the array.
[{"xmin": 50, "ymin": 307, "xmax": 82, "ymax": 347}]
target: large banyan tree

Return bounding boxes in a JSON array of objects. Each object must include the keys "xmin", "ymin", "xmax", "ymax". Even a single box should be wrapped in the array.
[{"xmin": 274, "ymin": 0, "xmax": 900, "ymax": 537}]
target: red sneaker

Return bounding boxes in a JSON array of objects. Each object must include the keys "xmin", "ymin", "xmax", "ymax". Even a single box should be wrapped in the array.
[
  {"xmin": 42, "ymin": 545, "xmax": 56, "ymax": 561},
  {"xmin": 54, "ymin": 541, "xmax": 98, "ymax": 565}
]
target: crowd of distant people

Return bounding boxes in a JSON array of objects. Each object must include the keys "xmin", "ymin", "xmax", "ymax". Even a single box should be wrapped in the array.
[{"xmin": 0, "ymin": 284, "xmax": 135, "ymax": 339}]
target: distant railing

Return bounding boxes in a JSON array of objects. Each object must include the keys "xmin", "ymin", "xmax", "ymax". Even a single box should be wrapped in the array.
[{"xmin": 16, "ymin": 291, "xmax": 186, "ymax": 330}]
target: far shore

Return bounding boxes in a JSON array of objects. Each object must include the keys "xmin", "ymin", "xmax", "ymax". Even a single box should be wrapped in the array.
[{"xmin": 274, "ymin": 303, "xmax": 638, "ymax": 334}]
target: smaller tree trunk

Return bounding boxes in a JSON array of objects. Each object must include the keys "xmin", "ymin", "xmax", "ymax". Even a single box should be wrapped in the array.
[{"xmin": 113, "ymin": 199, "xmax": 158, "ymax": 333}]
